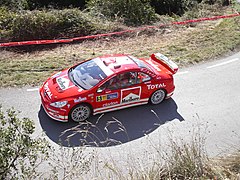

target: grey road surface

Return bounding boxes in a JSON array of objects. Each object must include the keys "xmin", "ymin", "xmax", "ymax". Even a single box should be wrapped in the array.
[{"xmin": 0, "ymin": 51, "xmax": 240, "ymax": 176}]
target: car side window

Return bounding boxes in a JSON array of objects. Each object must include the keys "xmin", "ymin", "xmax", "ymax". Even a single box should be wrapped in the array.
[
  {"xmin": 97, "ymin": 76, "xmax": 119, "ymax": 92},
  {"xmin": 137, "ymin": 72, "xmax": 151, "ymax": 83},
  {"xmin": 107, "ymin": 76, "xmax": 120, "ymax": 90},
  {"xmin": 97, "ymin": 72, "xmax": 139, "ymax": 92},
  {"xmin": 107, "ymin": 72, "xmax": 133, "ymax": 89},
  {"xmin": 118, "ymin": 72, "xmax": 143, "ymax": 88}
]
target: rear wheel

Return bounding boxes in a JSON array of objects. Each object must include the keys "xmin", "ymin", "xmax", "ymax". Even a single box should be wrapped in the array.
[
  {"xmin": 150, "ymin": 89, "xmax": 166, "ymax": 105},
  {"xmin": 70, "ymin": 104, "xmax": 91, "ymax": 122}
]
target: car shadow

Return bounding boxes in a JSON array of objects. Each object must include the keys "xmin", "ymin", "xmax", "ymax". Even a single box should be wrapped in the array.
[{"xmin": 38, "ymin": 98, "xmax": 184, "ymax": 147}]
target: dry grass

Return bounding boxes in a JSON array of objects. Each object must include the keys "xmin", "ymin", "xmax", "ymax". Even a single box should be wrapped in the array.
[
  {"xmin": 0, "ymin": 13, "xmax": 239, "ymax": 87},
  {"xmin": 52, "ymin": 112, "xmax": 240, "ymax": 179},
  {"xmin": 2, "ymin": 105, "xmax": 239, "ymax": 179},
  {"xmin": 210, "ymin": 151, "xmax": 240, "ymax": 179}
]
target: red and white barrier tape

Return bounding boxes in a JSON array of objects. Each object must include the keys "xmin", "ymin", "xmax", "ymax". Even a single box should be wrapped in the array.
[{"xmin": 0, "ymin": 13, "xmax": 239, "ymax": 47}]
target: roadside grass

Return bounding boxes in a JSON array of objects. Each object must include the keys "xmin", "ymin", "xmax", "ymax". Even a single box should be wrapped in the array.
[
  {"xmin": 2, "ymin": 105, "xmax": 240, "ymax": 179},
  {"xmin": 49, "ymin": 109, "xmax": 240, "ymax": 179},
  {"xmin": 0, "ymin": 10, "xmax": 239, "ymax": 87},
  {"xmin": 78, "ymin": 118, "xmax": 240, "ymax": 179}
]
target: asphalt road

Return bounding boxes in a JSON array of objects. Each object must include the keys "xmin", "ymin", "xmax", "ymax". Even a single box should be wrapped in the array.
[{"xmin": 0, "ymin": 52, "xmax": 240, "ymax": 175}]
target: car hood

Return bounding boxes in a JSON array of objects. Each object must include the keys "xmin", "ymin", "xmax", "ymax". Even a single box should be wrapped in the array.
[{"xmin": 42, "ymin": 69, "xmax": 85, "ymax": 101}]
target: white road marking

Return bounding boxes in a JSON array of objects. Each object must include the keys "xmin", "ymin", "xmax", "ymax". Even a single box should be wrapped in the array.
[
  {"xmin": 27, "ymin": 88, "xmax": 39, "ymax": 92},
  {"xmin": 176, "ymin": 71, "xmax": 189, "ymax": 75},
  {"xmin": 207, "ymin": 58, "xmax": 239, "ymax": 69}
]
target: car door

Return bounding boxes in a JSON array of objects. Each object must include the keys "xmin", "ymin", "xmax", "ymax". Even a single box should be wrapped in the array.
[
  {"xmin": 119, "ymin": 71, "xmax": 151, "ymax": 106},
  {"xmin": 93, "ymin": 75, "xmax": 121, "ymax": 115},
  {"xmin": 93, "ymin": 71, "xmax": 151, "ymax": 115},
  {"xmin": 118, "ymin": 71, "xmax": 142, "ymax": 105}
]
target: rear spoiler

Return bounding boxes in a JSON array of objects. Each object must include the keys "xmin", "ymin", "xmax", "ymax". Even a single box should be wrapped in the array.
[{"xmin": 150, "ymin": 53, "xmax": 178, "ymax": 74}]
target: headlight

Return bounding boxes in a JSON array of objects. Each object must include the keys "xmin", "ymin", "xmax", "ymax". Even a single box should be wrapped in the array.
[{"xmin": 50, "ymin": 101, "xmax": 68, "ymax": 108}]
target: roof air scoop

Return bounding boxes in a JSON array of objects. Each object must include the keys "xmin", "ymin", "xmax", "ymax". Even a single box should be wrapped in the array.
[
  {"xmin": 114, "ymin": 64, "xmax": 121, "ymax": 69},
  {"xmin": 103, "ymin": 58, "xmax": 117, "ymax": 66}
]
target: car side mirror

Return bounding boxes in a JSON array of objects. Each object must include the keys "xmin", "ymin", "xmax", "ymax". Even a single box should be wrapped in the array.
[
  {"xmin": 97, "ymin": 88, "xmax": 104, "ymax": 93},
  {"xmin": 97, "ymin": 87, "xmax": 112, "ymax": 93}
]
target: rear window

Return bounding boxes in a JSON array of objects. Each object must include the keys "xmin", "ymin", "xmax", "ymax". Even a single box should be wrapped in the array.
[{"xmin": 128, "ymin": 56, "xmax": 152, "ymax": 70}]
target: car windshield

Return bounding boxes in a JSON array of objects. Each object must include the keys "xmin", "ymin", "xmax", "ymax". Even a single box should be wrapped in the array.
[{"xmin": 69, "ymin": 58, "xmax": 112, "ymax": 89}]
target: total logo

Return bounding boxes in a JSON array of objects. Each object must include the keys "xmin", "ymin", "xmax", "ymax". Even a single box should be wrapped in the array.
[
  {"xmin": 147, "ymin": 83, "xmax": 166, "ymax": 90},
  {"xmin": 44, "ymin": 82, "xmax": 53, "ymax": 99}
]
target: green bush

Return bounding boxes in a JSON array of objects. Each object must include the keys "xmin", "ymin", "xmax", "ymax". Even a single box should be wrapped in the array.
[
  {"xmin": 150, "ymin": 0, "xmax": 229, "ymax": 16},
  {"xmin": 232, "ymin": 0, "xmax": 240, "ymax": 12},
  {"xmin": 11, "ymin": 10, "xmax": 60, "ymax": 41},
  {"xmin": 0, "ymin": 7, "xmax": 14, "ymax": 30},
  {"xmin": 0, "ymin": 7, "xmax": 15, "ymax": 41},
  {"xmin": 150, "ymin": 0, "xmax": 202, "ymax": 16},
  {"xmin": 0, "ymin": 0, "xmax": 29, "ymax": 10},
  {"xmin": 87, "ymin": 0, "xmax": 157, "ymax": 26},
  {"xmin": 0, "ymin": 8, "xmax": 117, "ymax": 42},
  {"xmin": 26, "ymin": 0, "xmax": 86, "ymax": 10},
  {"xmin": 0, "ymin": 106, "xmax": 49, "ymax": 179},
  {"xmin": 0, "ymin": 0, "xmax": 233, "ymax": 42},
  {"xmin": 202, "ymin": 0, "xmax": 229, "ymax": 5}
]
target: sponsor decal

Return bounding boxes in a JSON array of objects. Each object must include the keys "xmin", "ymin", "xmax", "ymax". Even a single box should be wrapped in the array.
[
  {"xmin": 74, "ymin": 97, "xmax": 87, "ymax": 103},
  {"xmin": 103, "ymin": 101, "xmax": 118, "ymax": 107},
  {"xmin": 96, "ymin": 92, "xmax": 118, "ymax": 102},
  {"xmin": 57, "ymin": 77, "xmax": 70, "ymax": 90},
  {"xmin": 147, "ymin": 83, "xmax": 166, "ymax": 90},
  {"xmin": 121, "ymin": 87, "xmax": 141, "ymax": 103},
  {"xmin": 141, "ymin": 68, "xmax": 157, "ymax": 78},
  {"xmin": 44, "ymin": 82, "xmax": 53, "ymax": 99}
]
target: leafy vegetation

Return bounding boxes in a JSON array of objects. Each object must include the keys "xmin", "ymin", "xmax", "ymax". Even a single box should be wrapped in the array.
[
  {"xmin": 0, "ymin": 106, "xmax": 49, "ymax": 179},
  {"xmin": 0, "ymin": 0, "xmax": 235, "ymax": 42},
  {"xmin": 0, "ymin": 8, "xmax": 119, "ymax": 42},
  {"xmin": 0, "ymin": 106, "xmax": 94, "ymax": 179},
  {"xmin": 0, "ymin": 0, "xmax": 29, "ymax": 10},
  {"xmin": 0, "ymin": 0, "xmax": 230, "ymax": 14},
  {"xmin": 87, "ymin": 0, "xmax": 157, "ymax": 26}
]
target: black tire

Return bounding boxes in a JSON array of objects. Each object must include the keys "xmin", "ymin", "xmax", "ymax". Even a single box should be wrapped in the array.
[
  {"xmin": 150, "ymin": 89, "xmax": 166, "ymax": 105},
  {"xmin": 69, "ymin": 104, "xmax": 92, "ymax": 122}
]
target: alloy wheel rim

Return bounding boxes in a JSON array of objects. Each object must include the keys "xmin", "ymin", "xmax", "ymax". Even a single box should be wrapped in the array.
[
  {"xmin": 151, "ymin": 90, "xmax": 165, "ymax": 104},
  {"xmin": 72, "ymin": 106, "xmax": 90, "ymax": 122}
]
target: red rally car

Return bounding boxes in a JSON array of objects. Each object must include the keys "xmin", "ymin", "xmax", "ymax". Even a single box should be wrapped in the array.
[{"xmin": 39, "ymin": 53, "xmax": 178, "ymax": 122}]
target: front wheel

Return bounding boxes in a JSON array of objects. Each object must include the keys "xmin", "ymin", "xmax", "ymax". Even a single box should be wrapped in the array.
[
  {"xmin": 150, "ymin": 89, "xmax": 166, "ymax": 105},
  {"xmin": 70, "ymin": 104, "xmax": 91, "ymax": 122}
]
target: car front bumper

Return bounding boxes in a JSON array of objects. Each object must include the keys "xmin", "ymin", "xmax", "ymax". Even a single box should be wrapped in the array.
[{"xmin": 39, "ymin": 87, "xmax": 68, "ymax": 122}]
